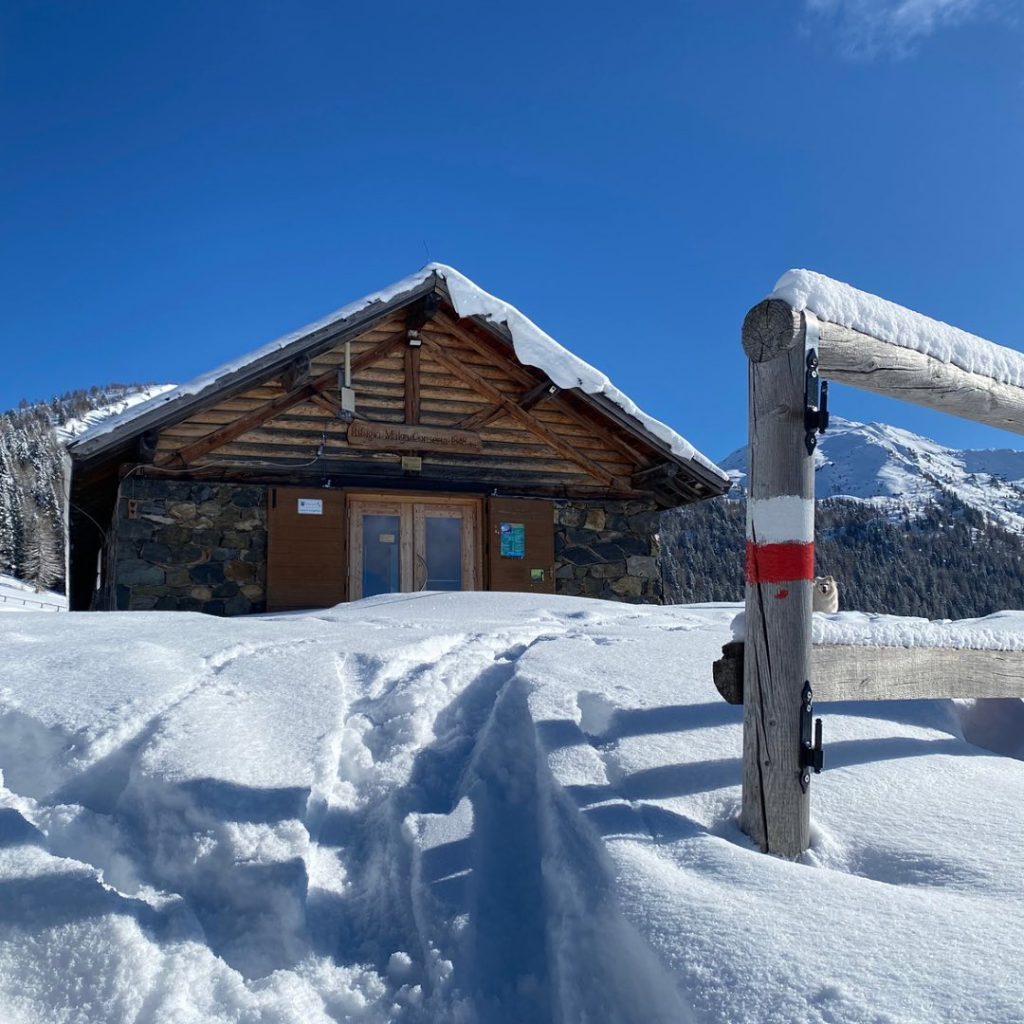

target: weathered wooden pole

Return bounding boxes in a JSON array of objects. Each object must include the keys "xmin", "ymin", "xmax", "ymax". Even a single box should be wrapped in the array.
[{"xmin": 740, "ymin": 299, "xmax": 816, "ymax": 857}]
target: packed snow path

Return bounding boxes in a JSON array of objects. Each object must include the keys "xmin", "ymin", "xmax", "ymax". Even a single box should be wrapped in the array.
[{"xmin": 1, "ymin": 594, "xmax": 1022, "ymax": 1023}]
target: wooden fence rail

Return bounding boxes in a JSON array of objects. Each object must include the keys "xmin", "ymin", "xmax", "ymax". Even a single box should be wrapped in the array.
[
  {"xmin": 735, "ymin": 294, "xmax": 1024, "ymax": 858},
  {"xmin": 715, "ymin": 641, "xmax": 1024, "ymax": 704}
]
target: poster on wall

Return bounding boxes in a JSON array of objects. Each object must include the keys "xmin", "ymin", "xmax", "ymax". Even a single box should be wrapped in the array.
[{"xmin": 499, "ymin": 522, "xmax": 525, "ymax": 559}]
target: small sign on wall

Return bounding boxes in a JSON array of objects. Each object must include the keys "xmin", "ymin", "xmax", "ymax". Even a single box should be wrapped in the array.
[
  {"xmin": 499, "ymin": 522, "xmax": 525, "ymax": 559},
  {"xmin": 297, "ymin": 498, "xmax": 324, "ymax": 515}
]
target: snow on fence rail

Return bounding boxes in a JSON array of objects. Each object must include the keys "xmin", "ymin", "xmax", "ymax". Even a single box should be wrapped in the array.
[{"xmin": 728, "ymin": 272, "xmax": 1024, "ymax": 859}]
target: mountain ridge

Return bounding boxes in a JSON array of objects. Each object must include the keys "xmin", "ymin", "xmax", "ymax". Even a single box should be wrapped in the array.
[
  {"xmin": 720, "ymin": 415, "xmax": 1024, "ymax": 533},
  {"xmin": 661, "ymin": 417, "xmax": 1024, "ymax": 617}
]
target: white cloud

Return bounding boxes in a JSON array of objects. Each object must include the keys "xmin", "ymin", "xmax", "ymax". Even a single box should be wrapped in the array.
[{"xmin": 802, "ymin": 0, "xmax": 1011, "ymax": 58}]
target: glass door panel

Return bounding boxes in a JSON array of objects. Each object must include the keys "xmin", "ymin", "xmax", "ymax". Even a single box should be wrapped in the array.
[
  {"xmin": 349, "ymin": 496, "xmax": 478, "ymax": 600},
  {"xmin": 362, "ymin": 514, "xmax": 402, "ymax": 597},
  {"xmin": 422, "ymin": 515, "xmax": 463, "ymax": 591}
]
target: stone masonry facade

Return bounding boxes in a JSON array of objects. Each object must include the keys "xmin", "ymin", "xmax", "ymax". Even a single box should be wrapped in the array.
[
  {"xmin": 107, "ymin": 479, "xmax": 267, "ymax": 614},
  {"xmin": 553, "ymin": 499, "xmax": 663, "ymax": 604},
  {"xmin": 106, "ymin": 484, "xmax": 662, "ymax": 613}
]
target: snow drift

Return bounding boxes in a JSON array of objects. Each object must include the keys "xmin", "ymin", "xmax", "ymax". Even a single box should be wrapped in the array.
[{"xmin": 1, "ymin": 594, "xmax": 1022, "ymax": 1023}]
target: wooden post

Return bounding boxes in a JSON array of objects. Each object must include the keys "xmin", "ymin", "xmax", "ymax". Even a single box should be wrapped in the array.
[{"xmin": 740, "ymin": 300, "xmax": 815, "ymax": 857}]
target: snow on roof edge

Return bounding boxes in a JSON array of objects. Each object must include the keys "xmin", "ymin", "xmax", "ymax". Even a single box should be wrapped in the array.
[
  {"xmin": 69, "ymin": 264, "xmax": 728, "ymax": 484},
  {"xmin": 67, "ymin": 268, "xmax": 439, "ymax": 450},
  {"xmin": 434, "ymin": 265, "xmax": 726, "ymax": 480},
  {"xmin": 771, "ymin": 269, "xmax": 1024, "ymax": 390}
]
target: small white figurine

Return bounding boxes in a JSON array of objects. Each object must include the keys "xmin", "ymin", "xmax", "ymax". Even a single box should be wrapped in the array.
[{"xmin": 812, "ymin": 575, "xmax": 839, "ymax": 613}]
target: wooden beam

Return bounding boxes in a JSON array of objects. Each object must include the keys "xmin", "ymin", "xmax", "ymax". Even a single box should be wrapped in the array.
[
  {"xmin": 280, "ymin": 354, "xmax": 311, "ymax": 392},
  {"xmin": 453, "ymin": 378, "xmax": 559, "ymax": 432},
  {"xmin": 714, "ymin": 641, "xmax": 1024, "ymax": 703},
  {"xmin": 427, "ymin": 313, "xmax": 654, "ymax": 467},
  {"xmin": 156, "ymin": 382, "xmax": 323, "ymax": 468},
  {"xmin": 631, "ymin": 461, "xmax": 679, "ymax": 488},
  {"xmin": 156, "ymin": 331, "xmax": 408, "ymax": 467},
  {"xmin": 406, "ymin": 291, "xmax": 441, "ymax": 332},
  {"xmin": 126, "ymin": 459, "xmax": 647, "ymax": 498},
  {"xmin": 420, "ymin": 336, "xmax": 622, "ymax": 487},
  {"xmin": 743, "ymin": 298, "xmax": 1024, "ymax": 436},
  {"xmin": 741, "ymin": 304, "xmax": 814, "ymax": 858},
  {"xmin": 519, "ymin": 378, "xmax": 560, "ymax": 411},
  {"xmin": 309, "ymin": 393, "xmax": 342, "ymax": 417},
  {"xmin": 405, "ymin": 343, "xmax": 421, "ymax": 424}
]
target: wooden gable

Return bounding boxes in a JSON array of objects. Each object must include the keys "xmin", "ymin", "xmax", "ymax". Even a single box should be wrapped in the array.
[{"xmin": 151, "ymin": 298, "xmax": 665, "ymax": 499}]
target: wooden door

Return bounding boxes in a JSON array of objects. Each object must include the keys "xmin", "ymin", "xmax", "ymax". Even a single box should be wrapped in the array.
[
  {"xmin": 348, "ymin": 494, "xmax": 480, "ymax": 599},
  {"xmin": 486, "ymin": 497, "xmax": 555, "ymax": 594},
  {"xmin": 348, "ymin": 499, "xmax": 413, "ymax": 599},
  {"xmin": 266, "ymin": 486, "xmax": 346, "ymax": 611},
  {"xmin": 413, "ymin": 502, "xmax": 478, "ymax": 592}
]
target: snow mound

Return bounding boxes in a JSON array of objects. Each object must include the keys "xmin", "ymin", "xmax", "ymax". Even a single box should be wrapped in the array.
[
  {"xmin": 1, "ymin": 593, "xmax": 1022, "ymax": 1022},
  {"xmin": 68, "ymin": 266, "xmax": 727, "ymax": 482},
  {"xmin": 772, "ymin": 268, "xmax": 1024, "ymax": 389}
]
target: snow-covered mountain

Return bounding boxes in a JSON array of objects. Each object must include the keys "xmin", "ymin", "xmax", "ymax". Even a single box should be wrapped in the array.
[{"xmin": 720, "ymin": 416, "xmax": 1024, "ymax": 533}]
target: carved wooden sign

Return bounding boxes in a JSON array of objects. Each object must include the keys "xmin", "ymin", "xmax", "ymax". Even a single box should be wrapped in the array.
[{"xmin": 346, "ymin": 420, "xmax": 483, "ymax": 454}]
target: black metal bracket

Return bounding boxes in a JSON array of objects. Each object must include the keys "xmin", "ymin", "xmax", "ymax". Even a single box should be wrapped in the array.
[
  {"xmin": 804, "ymin": 351, "xmax": 830, "ymax": 455},
  {"xmin": 799, "ymin": 681, "xmax": 824, "ymax": 792}
]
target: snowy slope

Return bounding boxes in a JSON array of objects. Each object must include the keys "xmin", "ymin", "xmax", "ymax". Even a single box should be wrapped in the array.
[
  {"xmin": 722, "ymin": 416, "xmax": 1024, "ymax": 532},
  {"xmin": 1, "ymin": 594, "xmax": 1022, "ymax": 1023},
  {"xmin": 0, "ymin": 574, "xmax": 65, "ymax": 613}
]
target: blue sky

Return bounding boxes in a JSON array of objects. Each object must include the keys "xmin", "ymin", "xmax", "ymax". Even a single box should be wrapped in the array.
[{"xmin": 2, "ymin": 0, "xmax": 1022, "ymax": 462}]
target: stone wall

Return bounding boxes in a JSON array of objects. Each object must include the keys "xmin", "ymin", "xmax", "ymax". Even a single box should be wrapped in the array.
[
  {"xmin": 105, "ymin": 485, "xmax": 661, "ymax": 613},
  {"xmin": 108, "ymin": 480, "xmax": 267, "ymax": 614},
  {"xmin": 553, "ymin": 500, "xmax": 663, "ymax": 604}
]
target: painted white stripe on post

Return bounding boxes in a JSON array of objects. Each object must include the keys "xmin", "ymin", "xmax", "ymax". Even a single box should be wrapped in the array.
[{"xmin": 746, "ymin": 496, "xmax": 814, "ymax": 544}]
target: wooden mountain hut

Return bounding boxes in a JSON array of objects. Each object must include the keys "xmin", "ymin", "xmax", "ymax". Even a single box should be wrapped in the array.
[{"xmin": 65, "ymin": 265, "xmax": 729, "ymax": 614}]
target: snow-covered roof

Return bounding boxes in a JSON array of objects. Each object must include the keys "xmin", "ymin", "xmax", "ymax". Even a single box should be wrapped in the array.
[
  {"xmin": 68, "ymin": 264, "xmax": 728, "ymax": 484},
  {"xmin": 772, "ymin": 269, "xmax": 1024, "ymax": 389}
]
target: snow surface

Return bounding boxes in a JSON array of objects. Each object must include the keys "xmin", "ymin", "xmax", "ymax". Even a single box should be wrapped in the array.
[
  {"xmin": 722, "ymin": 415, "xmax": 1024, "ymax": 532},
  {"xmin": 732, "ymin": 607, "xmax": 1024, "ymax": 651},
  {"xmin": 772, "ymin": 269, "xmax": 1024, "ymax": 389},
  {"xmin": 1, "ymin": 593, "xmax": 1022, "ymax": 1023},
  {"xmin": 0, "ymin": 574, "xmax": 66, "ymax": 613},
  {"xmin": 67, "ymin": 266, "xmax": 727, "ymax": 481}
]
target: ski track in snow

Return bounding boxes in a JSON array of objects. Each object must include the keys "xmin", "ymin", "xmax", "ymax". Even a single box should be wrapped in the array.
[{"xmin": 0, "ymin": 594, "xmax": 1022, "ymax": 1023}]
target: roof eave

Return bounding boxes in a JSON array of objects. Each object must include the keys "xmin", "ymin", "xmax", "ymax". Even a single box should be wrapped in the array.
[
  {"xmin": 464, "ymin": 314, "xmax": 730, "ymax": 500},
  {"xmin": 67, "ymin": 273, "xmax": 441, "ymax": 463}
]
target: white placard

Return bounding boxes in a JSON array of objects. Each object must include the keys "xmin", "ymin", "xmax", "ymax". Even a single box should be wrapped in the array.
[{"xmin": 297, "ymin": 498, "xmax": 323, "ymax": 515}]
